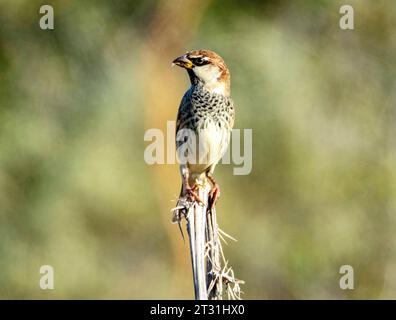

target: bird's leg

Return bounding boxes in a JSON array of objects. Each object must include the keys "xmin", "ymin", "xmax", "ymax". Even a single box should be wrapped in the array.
[
  {"xmin": 182, "ymin": 170, "xmax": 204, "ymax": 205},
  {"xmin": 207, "ymin": 174, "xmax": 220, "ymax": 210}
]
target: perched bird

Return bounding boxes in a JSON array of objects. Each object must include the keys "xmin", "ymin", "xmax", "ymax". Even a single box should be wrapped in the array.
[{"xmin": 172, "ymin": 49, "xmax": 235, "ymax": 215}]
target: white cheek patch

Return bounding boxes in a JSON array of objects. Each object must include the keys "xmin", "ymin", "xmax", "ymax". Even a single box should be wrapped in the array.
[
  {"xmin": 193, "ymin": 65, "xmax": 225, "ymax": 95},
  {"xmin": 193, "ymin": 64, "xmax": 220, "ymax": 82}
]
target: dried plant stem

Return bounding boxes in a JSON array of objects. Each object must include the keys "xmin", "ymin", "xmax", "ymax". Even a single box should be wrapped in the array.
[
  {"xmin": 186, "ymin": 185, "xmax": 209, "ymax": 300},
  {"xmin": 172, "ymin": 180, "xmax": 244, "ymax": 300},
  {"xmin": 205, "ymin": 207, "xmax": 220, "ymax": 299}
]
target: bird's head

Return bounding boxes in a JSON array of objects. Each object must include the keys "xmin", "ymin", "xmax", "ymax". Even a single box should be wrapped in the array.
[{"xmin": 172, "ymin": 50, "xmax": 230, "ymax": 96}]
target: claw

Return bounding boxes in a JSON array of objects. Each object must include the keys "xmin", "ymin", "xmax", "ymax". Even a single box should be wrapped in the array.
[
  {"xmin": 208, "ymin": 186, "xmax": 220, "ymax": 211},
  {"xmin": 186, "ymin": 185, "xmax": 204, "ymax": 205},
  {"xmin": 207, "ymin": 175, "xmax": 220, "ymax": 211}
]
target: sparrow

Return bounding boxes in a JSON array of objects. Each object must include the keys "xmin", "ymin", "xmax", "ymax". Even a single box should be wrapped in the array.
[{"xmin": 172, "ymin": 49, "xmax": 235, "ymax": 216}]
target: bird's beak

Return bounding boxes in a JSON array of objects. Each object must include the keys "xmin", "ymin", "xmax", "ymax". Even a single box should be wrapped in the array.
[{"xmin": 172, "ymin": 55, "xmax": 193, "ymax": 69}]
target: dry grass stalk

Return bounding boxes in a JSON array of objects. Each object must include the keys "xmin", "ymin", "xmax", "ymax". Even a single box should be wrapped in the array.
[{"xmin": 172, "ymin": 180, "xmax": 244, "ymax": 300}]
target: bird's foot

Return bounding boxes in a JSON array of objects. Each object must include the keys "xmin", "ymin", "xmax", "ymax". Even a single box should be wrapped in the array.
[
  {"xmin": 208, "ymin": 186, "xmax": 220, "ymax": 211},
  {"xmin": 186, "ymin": 184, "xmax": 204, "ymax": 205},
  {"xmin": 208, "ymin": 176, "xmax": 220, "ymax": 211}
]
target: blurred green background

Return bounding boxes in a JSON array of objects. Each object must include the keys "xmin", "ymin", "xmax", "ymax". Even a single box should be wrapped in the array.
[{"xmin": 0, "ymin": 0, "xmax": 395, "ymax": 299}]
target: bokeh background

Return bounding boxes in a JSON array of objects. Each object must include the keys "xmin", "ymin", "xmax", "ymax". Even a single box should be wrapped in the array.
[{"xmin": 0, "ymin": 0, "xmax": 395, "ymax": 299}]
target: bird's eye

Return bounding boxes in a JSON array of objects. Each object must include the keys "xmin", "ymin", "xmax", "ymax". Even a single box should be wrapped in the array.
[{"xmin": 193, "ymin": 57, "xmax": 206, "ymax": 66}]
